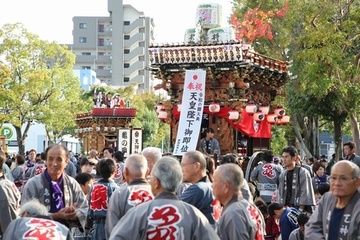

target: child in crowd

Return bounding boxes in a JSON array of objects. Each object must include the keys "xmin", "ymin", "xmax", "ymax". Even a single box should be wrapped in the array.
[
  {"xmin": 86, "ymin": 158, "xmax": 119, "ymax": 240},
  {"xmin": 314, "ymin": 182, "xmax": 330, "ymax": 205},
  {"xmin": 255, "ymin": 198, "xmax": 280, "ymax": 240},
  {"xmin": 75, "ymin": 172, "xmax": 95, "ymax": 196},
  {"xmin": 268, "ymin": 203, "xmax": 300, "ymax": 240},
  {"xmin": 289, "ymin": 213, "xmax": 309, "ymax": 240}
]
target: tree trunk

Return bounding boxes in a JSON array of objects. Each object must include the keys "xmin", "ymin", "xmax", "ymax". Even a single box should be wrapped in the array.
[
  {"xmin": 292, "ymin": 115, "xmax": 312, "ymax": 158},
  {"xmin": 334, "ymin": 116, "xmax": 343, "ymax": 160},
  {"xmin": 15, "ymin": 121, "xmax": 32, "ymax": 155},
  {"xmin": 314, "ymin": 116, "xmax": 320, "ymax": 156},
  {"xmin": 349, "ymin": 113, "xmax": 360, "ymax": 155},
  {"xmin": 15, "ymin": 126, "xmax": 25, "ymax": 155}
]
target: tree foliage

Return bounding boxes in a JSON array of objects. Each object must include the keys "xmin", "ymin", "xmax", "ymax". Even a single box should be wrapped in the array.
[
  {"xmin": 0, "ymin": 23, "xmax": 82, "ymax": 154},
  {"xmin": 231, "ymin": 0, "xmax": 360, "ymax": 157}
]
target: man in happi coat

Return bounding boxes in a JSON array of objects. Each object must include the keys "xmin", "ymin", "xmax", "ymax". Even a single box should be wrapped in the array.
[
  {"xmin": 305, "ymin": 160, "xmax": 360, "ymax": 239},
  {"xmin": 277, "ymin": 146, "xmax": 315, "ymax": 213},
  {"xmin": 109, "ymin": 156, "xmax": 219, "ymax": 240},
  {"xmin": 21, "ymin": 145, "xmax": 88, "ymax": 229}
]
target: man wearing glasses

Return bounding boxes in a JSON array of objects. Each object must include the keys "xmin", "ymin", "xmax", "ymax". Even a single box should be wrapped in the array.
[{"xmin": 305, "ymin": 160, "xmax": 360, "ymax": 239}]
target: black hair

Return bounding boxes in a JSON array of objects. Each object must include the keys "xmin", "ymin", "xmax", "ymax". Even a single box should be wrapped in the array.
[
  {"xmin": 16, "ymin": 154, "xmax": 25, "ymax": 165},
  {"xmin": 282, "ymin": 146, "xmax": 298, "ymax": 157},
  {"xmin": 75, "ymin": 172, "xmax": 94, "ymax": 186},
  {"xmin": 268, "ymin": 202, "xmax": 284, "ymax": 216},
  {"xmin": 254, "ymin": 198, "xmax": 268, "ymax": 215},
  {"xmin": 316, "ymin": 183, "xmax": 330, "ymax": 195},
  {"xmin": 263, "ymin": 150, "xmax": 274, "ymax": 163},
  {"xmin": 114, "ymin": 151, "xmax": 124, "ymax": 163},
  {"xmin": 99, "ymin": 158, "xmax": 116, "ymax": 179},
  {"xmin": 102, "ymin": 147, "xmax": 114, "ymax": 156},
  {"xmin": 297, "ymin": 213, "xmax": 309, "ymax": 226},
  {"xmin": 205, "ymin": 128, "xmax": 214, "ymax": 133},
  {"xmin": 221, "ymin": 154, "xmax": 239, "ymax": 165},
  {"xmin": 79, "ymin": 157, "xmax": 92, "ymax": 167}
]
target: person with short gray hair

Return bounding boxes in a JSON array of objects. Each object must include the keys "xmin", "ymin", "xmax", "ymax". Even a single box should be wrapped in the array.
[
  {"xmin": 109, "ymin": 156, "xmax": 219, "ymax": 240},
  {"xmin": 106, "ymin": 154, "xmax": 153, "ymax": 237},
  {"xmin": 213, "ymin": 164, "xmax": 266, "ymax": 239},
  {"xmin": 3, "ymin": 199, "xmax": 74, "ymax": 240},
  {"xmin": 141, "ymin": 147, "xmax": 162, "ymax": 173},
  {"xmin": 151, "ymin": 156, "xmax": 182, "ymax": 193},
  {"xmin": 19, "ymin": 199, "xmax": 49, "ymax": 217}
]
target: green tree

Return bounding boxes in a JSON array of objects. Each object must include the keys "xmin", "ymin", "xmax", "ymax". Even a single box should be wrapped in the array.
[
  {"xmin": 0, "ymin": 23, "xmax": 82, "ymax": 154},
  {"xmin": 231, "ymin": 1, "xmax": 360, "ymax": 158},
  {"xmin": 131, "ymin": 91, "xmax": 170, "ymax": 149}
]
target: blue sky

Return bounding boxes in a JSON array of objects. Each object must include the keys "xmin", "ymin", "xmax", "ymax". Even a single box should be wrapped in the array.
[{"xmin": 0, "ymin": 0, "xmax": 232, "ymax": 44}]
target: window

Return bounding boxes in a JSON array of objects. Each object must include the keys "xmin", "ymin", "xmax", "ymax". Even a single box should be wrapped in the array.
[
  {"xmin": 124, "ymin": 77, "xmax": 130, "ymax": 82},
  {"xmin": 138, "ymin": 70, "xmax": 144, "ymax": 75},
  {"xmin": 138, "ymin": 56, "xmax": 145, "ymax": 61},
  {"xmin": 81, "ymin": 52, "xmax": 91, "ymax": 55},
  {"xmin": 124, "ymin": 35, "xmax": 130, "ymax": 40},
  {"xmin": 79, "ymin": 37, "xmax": 87, "ymax": 43},
  {"xmin": 79, "ymin": 23, "xmax": 87, "ymax": 29},
  {"xmin": 124, "ymin": 21, "xmax": 130, "ymax": 25},
  {"xmin": 124, "ymin": 49, "xmax": 130, "ymax": 54},
  {"xmin": 138, "ymin": 42, "xmax": 145, "ymax": 47},
  {"xmin": 81, "ymin": 66, "xmax": 91, "ymax": 69},
  {"xmin": 124, "ymin": 63, "xmax": 130, "ymax": 68},
  {"xmin": 139, "ymin": 28, "xmax": 145, "ymax": 33}
]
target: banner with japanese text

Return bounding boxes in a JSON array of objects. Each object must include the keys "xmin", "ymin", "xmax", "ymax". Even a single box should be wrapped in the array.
[
  {"xmin": 131, "ymin": 128, "xmax": 143, "ymax": 154},
  {"xmin": 173, "ymin": 70, "xmax": 206, "ymax": 156},
  {"xmin": 118, "ymin": 129, "xmax": 131, "ymax": 157}
]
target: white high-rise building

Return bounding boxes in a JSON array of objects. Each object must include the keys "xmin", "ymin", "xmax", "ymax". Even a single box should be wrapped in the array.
[{"xmin": 71, "ymin": 0, "xmax": 155, "ymax": 91}]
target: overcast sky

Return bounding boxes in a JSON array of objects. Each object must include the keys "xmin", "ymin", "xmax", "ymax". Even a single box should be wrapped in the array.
[{"xmin": 0, "ymin": 0, "xmax": 233, "ymax": 44}]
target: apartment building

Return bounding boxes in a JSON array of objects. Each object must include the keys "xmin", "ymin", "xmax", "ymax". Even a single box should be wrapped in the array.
[{"xmin": 71, "ymin": 0, "xmax": 155, "ymax": 90}]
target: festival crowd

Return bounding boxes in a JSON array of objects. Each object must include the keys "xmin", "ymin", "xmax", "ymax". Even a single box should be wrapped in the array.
[{"xmin": 0, "ymin": 138, "xmax": 360, "ymax": 240}]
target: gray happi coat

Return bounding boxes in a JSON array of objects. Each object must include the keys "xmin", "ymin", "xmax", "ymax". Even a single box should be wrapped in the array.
[
  {"xmin": 277, "ymin": 166, "xmax": 315, "ymax": 207},
  {"xmin": 21, "ymin": 171, "xmax": 88, "ymax": 229},
  {"xmin": 305, "ymin": 191, "xmax": 360, "ymax": 240},
  {"xmin": 109, "ymin": 191, "xmax": 219, "ymax": 240}
]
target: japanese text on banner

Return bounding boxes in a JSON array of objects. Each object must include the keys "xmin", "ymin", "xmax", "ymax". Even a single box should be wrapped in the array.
[{"xmin": 173, "ymin": 70, "xmax": 206, "ymax": 156}]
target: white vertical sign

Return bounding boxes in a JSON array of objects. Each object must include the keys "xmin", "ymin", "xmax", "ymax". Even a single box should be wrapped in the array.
[
  {"xmin": 117, "ymin": 129, "xmax": 131, "ymax": 157},
  {"xmin": 173, "ymin": 70, "xmax": 206, "ymax": 156},
  {"xmin": 131, "ymin": 128, "xmax": 143, "ymax": 154}
]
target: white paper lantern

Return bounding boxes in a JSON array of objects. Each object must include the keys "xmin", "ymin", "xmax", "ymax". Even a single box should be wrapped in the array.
[
  {"xmin": 209, "ymin": 102, "xmax": 220, "ymax": 113},
  {"xmin": 253, "ymin": 112, "xmax": 265, "ymax": 122},
  {"xmin": 245, "ymin": 104, "xmax": 258, "ymax": 114},
  {"xmin": 228, "ymin": 110, "xmax": 239, "ymax": 120}
]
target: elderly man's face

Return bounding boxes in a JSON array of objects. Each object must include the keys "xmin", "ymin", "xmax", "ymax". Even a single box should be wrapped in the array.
[
  {"xmin": 142, "ymin": 152, "xmax": 156, "ymax": 172},
  {"xmin": 46, "ymin": 146, "xmax": 69, "ymax": 181},
  {"xmin": 330, "ymin": 162, "xmax": 360, "ymax": 199},
  {"xmin": 212, "ymin": 169, "xmax": 226, "ymax": 203},
  {"xmin": 180, "ymin": 155, "xmax": 197, "ymax": 183}
]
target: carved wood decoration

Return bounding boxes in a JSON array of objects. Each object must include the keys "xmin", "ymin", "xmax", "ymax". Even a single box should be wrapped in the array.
[{"xmin": 150, "ymin": 42, "xmax": 289, "ymax": 156}]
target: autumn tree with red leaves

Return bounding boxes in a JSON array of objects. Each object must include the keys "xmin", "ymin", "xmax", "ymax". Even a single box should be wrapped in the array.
[{"xmin": 231, "ymin": 3, "xmax": 289, "ymax": 44}]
